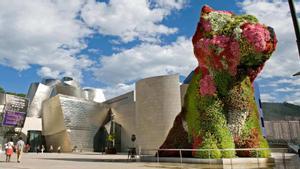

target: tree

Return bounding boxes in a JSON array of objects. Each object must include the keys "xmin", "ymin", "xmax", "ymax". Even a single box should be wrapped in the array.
[{"xmin": 0, "ymin": 86, "xmax": 4, "ymax": 93}]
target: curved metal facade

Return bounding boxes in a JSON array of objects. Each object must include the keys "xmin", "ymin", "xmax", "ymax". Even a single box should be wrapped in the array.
[
  {"xmin": 51, "ymin": 84, "xmax": 83, "ymax": 98},
  {"xmin": 42, "ymin": 78, "xmax": 61, "ymax": 86},
  {"xmin": 42, "ymin": 95, "xmax": 109, "ymax": 152},
  {"xmin": 26, "ymin": 83, "xmax": 52, "ymax": 118},
  {"xmin": 135, "ymin": 74, "xmax": 181, "ymax": 151},
  {"xmin": 62, "ymin": 77, "xmax": 80, "ymax": 88}
]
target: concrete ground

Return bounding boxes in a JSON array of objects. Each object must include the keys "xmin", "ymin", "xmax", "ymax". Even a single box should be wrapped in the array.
[{"xmin": 0, "ymin": 152, "xmax": 299, "ymax": 169}]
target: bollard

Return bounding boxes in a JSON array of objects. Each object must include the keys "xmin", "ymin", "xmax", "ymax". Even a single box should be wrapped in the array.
[{"xmin": 179, "ymin": 149, "xmax": 182, "ymax": 164}]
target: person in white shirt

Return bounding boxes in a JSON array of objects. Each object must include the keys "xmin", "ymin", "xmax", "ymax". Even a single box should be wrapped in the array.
[{"xmin": 16, "ymin": 137, "xmax": 25, "ymax": 163}]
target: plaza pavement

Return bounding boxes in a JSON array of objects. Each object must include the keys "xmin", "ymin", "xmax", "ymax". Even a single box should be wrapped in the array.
[{"xmin": 0, "ymin": 152, "xmax": 299, "ymax": 169}]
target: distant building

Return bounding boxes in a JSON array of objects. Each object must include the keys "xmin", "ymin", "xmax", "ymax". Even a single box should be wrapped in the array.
[{"xmin": 23, "ymin": 77, "xmax": 106, "ymax": 152}]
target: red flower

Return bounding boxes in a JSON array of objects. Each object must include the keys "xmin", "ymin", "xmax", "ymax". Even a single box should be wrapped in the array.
[
  {"xmin": 202, "ymin": 5, "xmax": 213, "ymax": 14},
  {"xmin": 199, "ymin": 75, "xmax": 216, "ymax": 96},
  {"xmin": 242, "ymin": 23, "xmax": 271, "ymax": 52}
]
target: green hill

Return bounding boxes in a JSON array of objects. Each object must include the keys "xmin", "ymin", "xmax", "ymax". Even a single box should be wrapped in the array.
[{"xmin": 262, "ymin": 102, "xmax": 300, "ymax": 121}]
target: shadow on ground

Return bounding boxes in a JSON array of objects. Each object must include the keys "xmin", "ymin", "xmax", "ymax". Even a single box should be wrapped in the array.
[{"xmin": 41, "ymin": 158, "xmax": 136, "ymax": 163}]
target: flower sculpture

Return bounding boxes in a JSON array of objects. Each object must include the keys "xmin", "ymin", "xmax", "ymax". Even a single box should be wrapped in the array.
[{"xmin": 159, "ymin": 5, "xmax": 277, "ymax": 158}]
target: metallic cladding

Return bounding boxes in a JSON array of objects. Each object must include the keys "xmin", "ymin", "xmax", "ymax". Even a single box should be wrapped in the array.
[
  {"xmin": 27, "ymin": 83, "xmax": 52, "ymax": 117},
  {"xmin": 62, "ymin": 77, "xmax": 80, "ymax": 88},
  {"xmin": 42, "ymin": 94, "xmax": 109, "ymax": 152},
  {"xmin": 51, "ymin": 84, "xmax": 83, "ymax": 98}
]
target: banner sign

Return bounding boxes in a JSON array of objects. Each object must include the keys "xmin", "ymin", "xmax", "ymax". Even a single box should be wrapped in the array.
[
  {"xmin": 2, "ymin": 111, "xmax": 26, "ymax": 126},
  {"xmin": 2, "ymin": 94, "xmax": 28, "ymax": 127}
]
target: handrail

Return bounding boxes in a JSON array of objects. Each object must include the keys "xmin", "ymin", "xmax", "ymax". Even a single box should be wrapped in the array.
[{"xmin": 141, "ymin": 148, "xmax": 288, "ymax": 151}]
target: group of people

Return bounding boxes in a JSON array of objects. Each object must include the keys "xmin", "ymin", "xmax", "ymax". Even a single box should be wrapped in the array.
[
  {"xmin": 4, "ymin": 137, "xmax": 25, "ymax": 163},
  {"xmin": 3, "ymin": 137, "xmax": 66, "ymax": 163}
]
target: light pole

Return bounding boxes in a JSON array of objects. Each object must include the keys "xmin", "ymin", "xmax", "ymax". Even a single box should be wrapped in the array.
[{"xmin": 288, "ymin": 0, "xmax": 300, "ymax": 76}]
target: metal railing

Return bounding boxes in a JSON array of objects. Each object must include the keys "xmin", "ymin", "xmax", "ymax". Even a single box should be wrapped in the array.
[{"xmin": 139, "ymin": 148, "xmax": 297, "ymax": 169}]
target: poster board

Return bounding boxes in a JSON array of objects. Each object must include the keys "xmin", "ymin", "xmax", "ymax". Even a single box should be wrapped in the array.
[{"xmin": 1, "ymin": 94, "xmax": 28, "ymax": 127}]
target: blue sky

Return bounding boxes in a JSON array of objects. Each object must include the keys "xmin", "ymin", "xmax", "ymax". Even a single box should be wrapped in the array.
[{"xmin": 0, "ymin": 0, "xmax": 300, "ymax": 104}]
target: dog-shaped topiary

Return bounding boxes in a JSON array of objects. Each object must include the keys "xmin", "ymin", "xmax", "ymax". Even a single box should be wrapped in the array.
[{"xmin": 159, "ymin": 5, "xmax": 277, "ymax": 158}]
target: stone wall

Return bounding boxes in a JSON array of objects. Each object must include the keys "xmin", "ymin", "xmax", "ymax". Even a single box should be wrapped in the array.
[
  {"xmin": 265, "ymin": 120, "xmax": 300, "ymax": 142},
  {"xmin": 135, "ymin": 74, "xmax": 181, "ymax": 152}
]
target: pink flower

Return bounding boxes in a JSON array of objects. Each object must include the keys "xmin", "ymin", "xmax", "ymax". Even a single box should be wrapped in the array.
[
  {"xmin": 201, "ymin": 19, "xmax": 212, "ymax": 32},
  {"xmin": 242, "ymin": 23, "xmax": 271, "ymax": 52},
  {"xmin": 199, "ymin": 75, "xmax": 216, "ymax": 96},
  {"xmin": 216, "ymin": 10, "xmax": 233, "ymax": 15},
  {"xmin": 227, "ymin": 40, "xmax": 240, "ymax": 75}
]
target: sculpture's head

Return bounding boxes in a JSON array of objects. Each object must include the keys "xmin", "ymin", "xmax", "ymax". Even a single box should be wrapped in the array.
[{"xmin": 192, "ymin": 5, "xmax": 277, "ymax": 82}]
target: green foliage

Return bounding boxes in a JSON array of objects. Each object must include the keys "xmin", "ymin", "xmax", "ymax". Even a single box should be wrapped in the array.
[
  {"xmin": 200, "ymin": 100, "xmax": 235, "ymax": 158},
  {"xmin": 213, "ymin": 71, "xmax": 232, "ymax": 97},
  {"xmin": 185, "ymin": 72, "xmax": 235, "ymax": 158},
  {"xmin": 257, "ymin": 136, "xmax": 270, "ymax": 157},
  {"xmin": 236, "ymin": 77, "xmax": 270, "ymax": 157},
  {"xmin": 185, "ymin": 72, "xmax": 202, "ymax": 139},
  {"xmin": 196, "ymin": 133, "xmax": 221, "ymax": 158},
  {"xmin": 222, "ymin": 14, "xmax": 258, "ymax": 36},
  {"xmin": 107, "ymin": 134, "xmax": 115, "ymax": 142},
  {"xmin": 262, "ymin": 102, "xmax": 300, "ymax": 120},
  {"xmin": 0, "ymin": 86, "xmax": 4, "ymax": 93},
  {"xmin": 5, "ymin": 92, "xmax": 26, "ymax": 98}
]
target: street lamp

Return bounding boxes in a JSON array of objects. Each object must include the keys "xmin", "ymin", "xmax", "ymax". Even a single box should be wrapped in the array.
[{"xmin": 288, "ymin": 0, "xmax": 300, "ymax": 76}]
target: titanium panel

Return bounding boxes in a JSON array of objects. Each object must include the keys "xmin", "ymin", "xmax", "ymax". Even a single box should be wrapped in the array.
[
  {"xmin": 42, "ymin": 94, "xmax": 109, "ymax": 152},
  {"xmin": 51, "ymin": 84, "xmax": 84, "ymax": 98},
  {"xmin": 135, "ymin": 74, "xmax": 181, "ymax": 152},
  {"xmin": 62, "ymin": 77, "xmax": 80, "ymax": 88},
  {"xmin": 42, "ymin": 78, "xmax": 61, "ymax": 86},
  {"xmin": 27, "ymin": 83, "xmax": 52, "ymax": 117}
]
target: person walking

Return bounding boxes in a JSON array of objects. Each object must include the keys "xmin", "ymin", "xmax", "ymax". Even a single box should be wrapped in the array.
[
  {"xmin": 16, "ymin": 137, "xmax": 25, "ymax": 163},
  {"xmin": 36, "ymin": 145, "xmax": 40, "ymax": 154},
  {"xmin": 49, "ymin": 145, "xmax": 53, "ymax": 153},
  {"xmin": 41, "ymin": 145, "xmax": 45, "ymax": 154},
  {"xmin": 57, "ymin": 146, "xmax": 61, "ymax": 153},
  {"xmin": 5, "ymin": 138, "xmax": 14, "ymax": 162}
]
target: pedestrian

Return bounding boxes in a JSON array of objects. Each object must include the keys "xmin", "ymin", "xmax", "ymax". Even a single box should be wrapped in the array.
[
  {"xmin": 16, "ymin": 137, "xmax": 25, "ymax": 163},
  {"xmin": 49, "ymin": 145, "xmax": 53, "ymax": 153},
  {"xmin": 25, "ymin": 144, "xmax": 30, "ymax": 153},
  {"xmin": 57, "ymin": 146, "xmax": 61, "ymax": 153},
  {"xmin": 5, "ymin": 138, "xmax": 14, "ymax": 162},
  {"xmin": 41, "ymin": 145, "xmax": 45, "ymax": 154},
  {"xmin": 36, "ymin": 145, "xmax": 40, "ymax": 154}
]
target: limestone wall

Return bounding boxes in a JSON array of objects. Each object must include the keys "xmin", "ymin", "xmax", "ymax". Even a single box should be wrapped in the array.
[
  {"xmin": 106, "ymin": 92, "xmax": 136, "ymax": 152},
  {"xmin": 135, "ymin": 74, "xmax": 181, "ymax": 152}
]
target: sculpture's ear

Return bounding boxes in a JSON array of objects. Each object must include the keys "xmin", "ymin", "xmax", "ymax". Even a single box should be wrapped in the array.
[
  {"xmin": 192, "ymin": 5, "xmax": 214, "ymax": 46},
  {"xmin": 201, "ymin": 5, "xmax": 214, "ymax": 14}
]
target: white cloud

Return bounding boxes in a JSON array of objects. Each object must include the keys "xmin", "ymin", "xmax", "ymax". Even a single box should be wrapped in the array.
[
  {"xmin": 240, "ymin": 0, "xmax": 300, "ymax": 78},
  {"xmin": 152, "ymin": 0, "xmax": 187, "ymax": 10},
  {"xmin": 81, "ymin": 0, "xmax": 187, "ymax": 42},
  {"xmin": 260, "ymin": 93, "xmax": 276, "ymax": 102},
  {"xmin": 275, "ymin": 87, "xmax": 300, "ymax": 93},
  {"xmin": 0, "ymin": 0, "xmax": 93, "ymax": 81},
  {"xmin": 240, "ymin": 0, "xmax": 300, "ymax": 105},
  {"xmin": 103, "ymin": 83, "xmax": 135, "ymax": 100},
  {"xmin": 93, "ymin": 36, "xmax": 196, "ymax": 85},
  {"xmin": 0, "ymin": 0, "xmax": 188, "ymax": 84}
]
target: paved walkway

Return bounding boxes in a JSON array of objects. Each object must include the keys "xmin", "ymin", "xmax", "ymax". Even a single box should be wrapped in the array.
[{"xmin": 0, "ymin": 152, "xmax": 299, "ymax": 169}]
